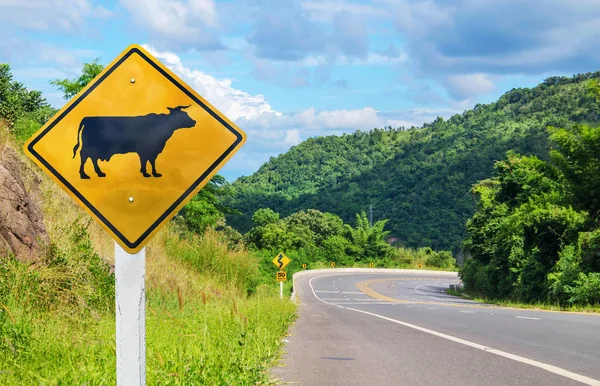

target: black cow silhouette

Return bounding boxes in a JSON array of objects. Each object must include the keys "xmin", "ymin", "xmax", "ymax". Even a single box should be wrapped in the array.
[{"xmin": 72, "ymin": 105, "xmax": 196, "ymax": 179}]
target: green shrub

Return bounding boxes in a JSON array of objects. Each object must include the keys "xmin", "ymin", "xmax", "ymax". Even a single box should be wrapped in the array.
[
  {"xmin": 548, "ymin": 245, "xmax": 581, "ymax": 304},
  {"xmin": 426, "ymin": 250, "xmax": 456, "ymax": 269},
  {"xmin": 565, "ymin": 273, "xmax": 600, "ymax": 305}
]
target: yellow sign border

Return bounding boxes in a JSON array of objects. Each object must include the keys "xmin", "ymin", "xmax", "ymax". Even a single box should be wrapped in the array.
[{"xmin": 23, "ymin": 44, "xmax": 246, "ymax": 254}]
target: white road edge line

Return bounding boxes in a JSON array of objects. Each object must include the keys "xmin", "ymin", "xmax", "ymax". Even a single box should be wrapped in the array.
[
  {"xmin": 342, "ymin": 291, "xmax": 367, "ymax": 295},
  {"xmin": 308, "ymin": 275, "xmax": 600, "ymax": 386},
  {"xmin": 315, "ymin": 290, "xmax": 340, "ymax": 293},
  {"xmin": 330, "ymin": 302, "xmax": 393, "ymax": 305},
  {"xmin": 516, "ymin": 316, "xmax": 541, "ymax": 320}
]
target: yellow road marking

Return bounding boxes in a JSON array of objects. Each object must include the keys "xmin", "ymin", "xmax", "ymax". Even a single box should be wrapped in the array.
[{"xmin": 355, "ymin": 278, "xmax": 600, "ymax": 316}]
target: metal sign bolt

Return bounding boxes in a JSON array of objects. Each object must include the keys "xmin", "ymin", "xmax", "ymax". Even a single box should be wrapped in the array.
[
  {"xmin": 130, "ymin": 78, "xmax": 135, "ymax": 84},
  {"xmin": 129, "ymin": 197, "xmax": 134, "ymax": 203}
]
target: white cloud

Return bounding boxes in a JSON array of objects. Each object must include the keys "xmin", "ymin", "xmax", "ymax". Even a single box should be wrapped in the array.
[
  {"xmin": 301, "ymin": 52, "xmax": 408, "ymax": 67},
  {"xmin": 142, "ymin": 44, "xmax": 276, "ymax": 121},
  {"xmin": 142, "ymin": 44, "xmax": 403, "ymax": 134},
  {"xmin": 37, "ymin": 45, "xmax": 83, "ymax": 68},
  {"xmin": 301, "ymin": 0, "xmax": 389, "ymax": 22},
  {"xmin": 120, "ymin": 0, "xmax": 222, "ymax": 50},
  {"xmin": 137, "ymin": 45, "xmax": 457, "ymax": 178},
  {"xmin": 295, "ymin": 107, "xmax": 380, "ymax": 129},
  {"xmin": 445, "ymin": 73, "xmax": 496, "ymax": 99},
  {"xmin": 283, "ymin": 129, "xmax": 302, "ymax": 145},
  {"xmin": 0, "ymin": 36, "xmax": 101, "ymax": 70},
  {"xmin": 236, "ymin": 107, "xmax": 381, "ymax": 136},
  {"xmin": 11, "ymin": 67, "xmax": 74, "ymax": 80},
  {"xmin": 0, "ymin": 0, "xmax": 112, "ymax": 32}
]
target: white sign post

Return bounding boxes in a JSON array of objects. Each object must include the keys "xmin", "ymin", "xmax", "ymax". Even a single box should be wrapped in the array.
[
  {"xmin": 21, "ymin": 45, "xmax": 247, "ymax": 386},
  {"xmin": 280, "ymin": 281, "xmax": 283, "ymax": 300},
  {"xmin": 115, "ymin": 242, "xmax": 146, "ymax": 385}
]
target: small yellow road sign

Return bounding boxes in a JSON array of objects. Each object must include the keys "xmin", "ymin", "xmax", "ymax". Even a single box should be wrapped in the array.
[
  {"xmin": 23, "ymin": 44, "xmax": 246, "ymax": 253},
  {"xmin": 330, "ymin": 262, "xmax": 336, "ymax": 268},
  {"xmin": 276, "ymin": 271, "xmax": 287, "ymax": 282},
  {"xmin": 369, "ymin": 262, "xmax": 374, "ymax": 268},
  {"xmin": 418, "ymin": 263, "xmax": 422, "ymax": 269},
  {"xmin": 302, "ymin": 263, "xmax": 307, "ymax": 270},
  {"xmin": 272, "ymin": 252, "xmax": 291, "ymax": 270}
]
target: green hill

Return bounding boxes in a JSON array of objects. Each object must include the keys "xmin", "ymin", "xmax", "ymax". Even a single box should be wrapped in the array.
[{"xmin": 225, "ymin": 72, "xmax": 600, "ymax": 252}]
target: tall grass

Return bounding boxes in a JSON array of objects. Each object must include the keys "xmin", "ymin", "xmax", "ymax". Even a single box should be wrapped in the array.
[
  {"xmin": 0, "ymin": 224, "xmax": 297, "ymax": 385},
  {"xmin": 165, "ymin": 221, "xmax": 261, "ymax": 295},
  {"xmin": 0, "ymin": 128, "xmax": 297, "ymax": 384}
]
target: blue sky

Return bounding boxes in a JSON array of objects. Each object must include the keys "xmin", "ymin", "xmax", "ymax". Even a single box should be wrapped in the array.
[{"xmin": 2, "ymin": 0, "xmax": 600, "ymax": 182}]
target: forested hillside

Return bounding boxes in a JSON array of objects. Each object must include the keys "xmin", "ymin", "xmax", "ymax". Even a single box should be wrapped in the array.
[{"xmin": 225, "ymin": 72, "xmax": 600, "ymax": 252}]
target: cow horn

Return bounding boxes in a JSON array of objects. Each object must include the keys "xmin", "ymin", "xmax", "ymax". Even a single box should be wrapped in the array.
[{"xmin": 168, "ymin": 105, "xmax": 191, "ymax": 112}]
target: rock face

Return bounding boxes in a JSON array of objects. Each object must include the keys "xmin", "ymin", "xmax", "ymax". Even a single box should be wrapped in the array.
[{"xmin": 0, "ymin": 145, "xmax": 48, "ymax": 263}]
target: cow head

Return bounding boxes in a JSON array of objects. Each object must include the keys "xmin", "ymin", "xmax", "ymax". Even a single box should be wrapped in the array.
[{"xmin": 166, "ymin": 105, "xmax": 196, "ymax": 130}]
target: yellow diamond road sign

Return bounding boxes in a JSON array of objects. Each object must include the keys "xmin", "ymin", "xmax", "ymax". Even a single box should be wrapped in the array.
[
  {"xmin": 272, "ymin": 252, "xmax": 291, "ymax": 270},
  {"xmin": 23, "ymin": 44, "xmax": 246, "ymax": 253}
]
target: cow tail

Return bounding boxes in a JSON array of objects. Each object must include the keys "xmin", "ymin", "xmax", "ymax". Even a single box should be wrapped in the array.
[{"xmin": 73, "ymin": 120, "xmax": 84, "ymax": 158}]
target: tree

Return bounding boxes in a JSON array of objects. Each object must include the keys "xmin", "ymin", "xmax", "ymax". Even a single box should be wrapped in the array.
[
  {"xmin": 50, "ymin": 57, "xmax": 104, "ymax": 100},
  {"xmin": 461, "ymin": 151, "xmax": 590, "ymax": 302},
  {"xmin": 245, "ymin": 208, "xmax": 284, "ymax": 250},
  {"xmin": 251, "ymin": 208, "xmax": 280, "ymax": 227},
  {"xmin": 283, "ymin": 209, "xmax": 345, "ymax": 247},
  {"xmin": 345, "ymin": 211, "xmax": 393, "ymax": 260},
  {"xmin": 178, "ymin": 175, "xmax": 240, "ymax": 234},
  {"xmin": 0, "ymin": 63, "xmax": 51, "ymax": 125},
  {"xmin": 548, "ymin": 124, "xmax": 600, "ymax": 220}
]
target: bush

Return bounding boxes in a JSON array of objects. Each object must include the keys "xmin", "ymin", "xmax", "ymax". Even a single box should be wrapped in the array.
[
  {"xmin": 322, "ymin": 235, "xmax": 354, "ymax": 266},
  {"xmin": 426, "ymin": 250, "xmax": 456, "ymax": 269},
  {"xmin": 547, "ymin": 245, "xmax": 581, "ymax": 304},
  {"xmin": 565, "ymin": 273, "xmax": 600, "ymax": 305}
]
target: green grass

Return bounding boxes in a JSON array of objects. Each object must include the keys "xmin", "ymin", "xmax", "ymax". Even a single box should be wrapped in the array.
[
  {"xmin": 0, "ymin": 289, "xmax": 296, "ymax": 385},
  {"xmin": 164, "ymin": 223, "xmax": 261, "ymax": 296},
  {"xmin": 0, "ymin": 167, "xmax": 297, "ymax": 386},
  {"xmin": 446, "ymin": 288, "xmax": 600, "ymax": 313},
  {"xmin": 146, "ymin": 289, "xmax": 295, "ymax": 385}
]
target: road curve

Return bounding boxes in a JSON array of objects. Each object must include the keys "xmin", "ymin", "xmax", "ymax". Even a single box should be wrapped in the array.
[{"xmin": 270, "ymin": 269, "xmax": 600, "ymax": 386}]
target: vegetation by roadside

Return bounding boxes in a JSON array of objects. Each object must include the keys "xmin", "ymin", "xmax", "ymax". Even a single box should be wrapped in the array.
[
  {"xmin": 1, "ymin": 62, "xmax": 297, "ymax": 384},
  {"xmin": 0, "ymin": 207, "xmax": 297, "ymax": 385},
  {"xmin": 446, "ymin": 288, "xmax": 600, "ymax": 314},
  {"xmin": 459, "ymin": 79, "xmax": 600, "ymax": 309}
]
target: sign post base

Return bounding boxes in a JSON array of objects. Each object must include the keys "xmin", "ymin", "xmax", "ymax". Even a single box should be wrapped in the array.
[{"xmin": 115, "ymin": 242, "xmax": 146, "ymax": 385}]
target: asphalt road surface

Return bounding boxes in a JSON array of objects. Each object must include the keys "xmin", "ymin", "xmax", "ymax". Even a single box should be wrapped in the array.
[{"xmin": 270, "ymin": 270, "xmax": 600, "ymax": 386}]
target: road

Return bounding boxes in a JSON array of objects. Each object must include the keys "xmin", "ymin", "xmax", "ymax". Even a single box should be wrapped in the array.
[{"xmin": 270, "ymin": 270, "xmax": 600, "ymax": 386}]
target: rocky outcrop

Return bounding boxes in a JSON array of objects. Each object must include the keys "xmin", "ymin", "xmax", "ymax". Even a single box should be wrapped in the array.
[{"xmin": 0, "ymin": 144, "xmax": 48, "ymax": 263}]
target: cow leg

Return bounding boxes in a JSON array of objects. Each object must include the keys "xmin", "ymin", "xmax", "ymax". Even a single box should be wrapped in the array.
[
  {"xmin": 92, "ymin": 158, "xmax": 106, "ymax": 177},
  {"xmin": 79, "ymin": 153, "xmax": 90, "ymax": 179},
  {"xmin": 150, "ymin": 158, "xmax": 162, "ymax": 177},
  {"xmin": 139, "ymin": 155, "xmax": 151, "ymax": 177}
]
